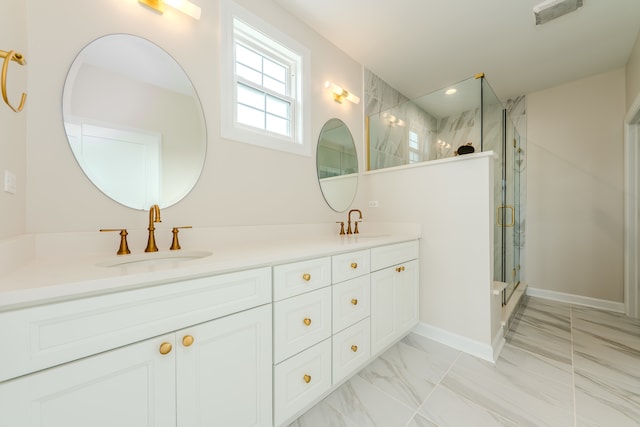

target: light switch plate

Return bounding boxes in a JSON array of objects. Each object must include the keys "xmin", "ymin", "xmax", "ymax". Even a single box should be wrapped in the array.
[{"xmin": 4, "ymin": 170, "xmax": 16, "ymax": 194}]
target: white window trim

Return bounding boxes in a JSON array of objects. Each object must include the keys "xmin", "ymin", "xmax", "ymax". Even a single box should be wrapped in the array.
[{"xmin": 220, "ymin": 0, "xmax": 311, "ymax": 156}]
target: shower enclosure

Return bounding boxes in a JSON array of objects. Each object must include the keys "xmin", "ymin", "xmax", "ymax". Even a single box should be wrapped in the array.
[{"xmin": 366, "ymin": 73, "xmax": 525, "ymax": 306}]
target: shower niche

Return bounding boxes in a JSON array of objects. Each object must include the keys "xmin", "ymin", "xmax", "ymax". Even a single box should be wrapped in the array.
[{"xmin": 366, "ymin": 72, "xmax": 526, "ymax": 308}]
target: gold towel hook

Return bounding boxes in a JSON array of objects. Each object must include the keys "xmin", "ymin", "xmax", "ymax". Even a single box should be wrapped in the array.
[{"xmin": 0, "ymin": 49, "xmax": 27, "ymax": 113}]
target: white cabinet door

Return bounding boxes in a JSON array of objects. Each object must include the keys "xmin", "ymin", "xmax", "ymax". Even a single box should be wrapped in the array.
[
  {"xmin": 370, "ymin": 259, "xmax": 419, "ymax": 355},
  {"xmin": 177, "ymin": 304, "xmax": 272, "ymax": 427},
  {"xmin": 0, "ymin": 334, "xmax": 176, "ymax": 427}
]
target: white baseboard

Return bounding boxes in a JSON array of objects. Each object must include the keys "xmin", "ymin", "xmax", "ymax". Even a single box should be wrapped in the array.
[
  {"xmin": 526, "ymin": 287, "xmax": 625, "ymax": 313},
  {"xmin": 412, "ymin": 322, "xmax": 503, "ymax": 363}
]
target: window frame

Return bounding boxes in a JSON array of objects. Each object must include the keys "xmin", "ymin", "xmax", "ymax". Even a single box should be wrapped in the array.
[{"xmin": 220, "ymin": 0, "xmax": 311, "ymax": 156}]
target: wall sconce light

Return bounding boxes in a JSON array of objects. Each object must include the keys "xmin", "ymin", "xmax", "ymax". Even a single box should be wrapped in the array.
[
  {"xmin": 139, "ymin": 0, "xmax": 201, "ymax": 20},
  {"xmin": 324, "ymin": 81, "xmax": 360, "ymax": 104},
  {"xmin": 382, "ymin": 112, "xmax": 404, "ymax": 127}
]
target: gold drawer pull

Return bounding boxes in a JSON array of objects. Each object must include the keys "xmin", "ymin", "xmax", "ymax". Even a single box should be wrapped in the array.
[
  {"xmin": 303, "ymin": 374, "xmax": 312, "ymax": 384},
  {"xmin": 395, "ymin": 266, "xmax": 406, "ymax": 273},
  {"xmin": 303, "ymin": 318, "xmax": 312, "ymax": 326},
  {"xmin": 351, "ymin": 345, "xmax": 358, "ymax": 352},
  {"xmin": 350, "ymin": 262, "xmax": 358, "ymax": 269},
  {"xmin": 302, "ymin": 273, "xmax": 311, "ymax": 281},
  {"xmin": 182, "ymin": 335, "xmax": 194, "ymax": 347},
  {"xmin": 351, "ymin": 298, "xmax": 358, "ymax": 306},
  {"xmin": 159, "ymin": 342, "xmax": 172, "ymax": 355}
]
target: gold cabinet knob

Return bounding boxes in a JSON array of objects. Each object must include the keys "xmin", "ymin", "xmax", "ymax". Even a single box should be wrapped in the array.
[
  {"xmin": 396, "ymin": 266, "xmax": 406, "ymax": 273},
  {"xmin": 303, "ymin": 318, "xmax": 312, "ymax": 326},
  {"xmin": 351, "ymin": 345, "xmax": 358, "ymax": 352},
  {"xmin": 350, "ymin": 262, "xmax": 358, "ymax": 269},
  {"xmin": 159, "ymin": 342, "xmax": 172, "ymax": 355},
  {"xmin": 302, "ymin": 273, "xmax": 311, "ymax": 281},
  {"xmin": 351, "ymin": 298, "xmax": 358, "ymax": 306},
  {"xmin": 303, "ymin": 374, "xmax": 312, "ymax": 384},
  {"xmin": 182, "ymin": 335, "xmax": 194, "ymax": 347}
]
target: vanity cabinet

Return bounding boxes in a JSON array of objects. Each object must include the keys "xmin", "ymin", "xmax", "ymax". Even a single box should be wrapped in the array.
[
  {"xmin": 370, "ymin": 241, "xmax": 420, "ymax": 355},
  {"xmin": 0, "ymin": 268, "xmax": 273, "ymax": 427}
]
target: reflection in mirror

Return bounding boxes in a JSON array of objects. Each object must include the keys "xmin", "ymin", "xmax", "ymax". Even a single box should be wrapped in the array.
[
  {"xmin": 62, "ymin": 34, "xmax": 207, "ymax": 210},
  {"xmin": 316, "ymin": 118, "xmax": 358, "ymax": 212}
]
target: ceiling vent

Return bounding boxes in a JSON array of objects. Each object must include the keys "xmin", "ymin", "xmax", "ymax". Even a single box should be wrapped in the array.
[{"xmin": 533, "ymin": 0, "xmax": 583, "ymax": 25}]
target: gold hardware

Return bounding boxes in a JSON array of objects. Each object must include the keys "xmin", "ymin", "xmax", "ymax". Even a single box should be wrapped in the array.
[
  {"xmin": 350, "ymin": 262, "xmax": 358, "ymax": 269},
  {"xmin": 139, "ymin": 0, "xmax": 165, "ymax": 14},
  {"xmin": 302, "ymin": 273, "xmax": 311, "ymax": 281},
  {"xmin": 351, "ymin": 345, "xmax": 358, "ymax": 352},
  {"xmin": 497, "ymin": 205, "xmax": 515, "ymax": 227},
  {"xmin": 170, "ymin": 226, "xmax": 192, "ymax": 250},
  {"xmin": 0, "ymin": 49, "xmax": 27, "ymax": 113},
  {"xmin": 512, "ymin": 268, "xmax": 517, "ymax": 278},
  {"xmin": 513, "ymin": 138, "xmax": 517, "ymax": 148},
  {"xmin": 351, "ymin": 298, "xmax": 358, "ymax": 306},
  {"xmin": 396, "ymin": 266, "xmax": 406, "ymax": 273},
  {"xmin": 347, "ymin": 209, "xmax": 363, "ymax": 235},
  {"xmin": 336, "ymin": 221, "xmax": 345, "ymax": 235},
  {"xmin": 100, "ymin": 229, "xmax": 131, "ymax": 255},
  {"xmin": 303, "ymin": 374, "xmax": 311, "ymax": 384},
  {"xmin": 182, "ymin": 335, "xmax": 194, "ymax": 347},
  {"xmin": 303, "ymin": 318, "xmax": 312, "ymax": 326},
  {"xmin": 159, "ymin": 342, "xmax": 172, "ymax": 355},
  {"xmin": 145, "ymin": 204, "xmax": 162, "ymax": 252},
  {"xmin": 474, "ymin": 72, "xmax": 485, "ymax": 79}
]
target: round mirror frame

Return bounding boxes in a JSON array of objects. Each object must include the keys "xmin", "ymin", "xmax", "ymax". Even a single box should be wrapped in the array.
[
  {"xmin": 316, "ymin": 118, "xmax": 358, "ymax": 212},
  {"xmin": 62, "ymin": 34, "xmax": 207, "ymax": 210}
]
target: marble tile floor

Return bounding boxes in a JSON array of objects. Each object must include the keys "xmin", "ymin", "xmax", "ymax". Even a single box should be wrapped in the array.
[{"xmin": 289, "ymin": 296, "xmax": 640, "ymax": 427}]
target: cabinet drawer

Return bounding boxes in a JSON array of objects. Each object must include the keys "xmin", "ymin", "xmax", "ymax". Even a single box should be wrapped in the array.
[
  {"xmin": 332, "ymin": 275, "xmax": 370, "ymax": 333},
  {"xmin": 332, "ymin": 318, "xmax": 370, "ymax": 385},
  {"xmin": 370, "ymin": 240, "xmax": 419, "ymax": 271},
  {"xmin": 0, "ymin": 267, "xmax": 272, "ymax": 382},
  {"xmin": 273, "ymin": 338, "xmax": 332, "ymax": 427},
  {"xmin": 273, "ymin": 287, "xmax": 332, "ymax": 363},
  {"xmin": 332, "ymin": 249, "xmax": 370, "ymax": 284},
  {"xmin": 273, "ymin": 257, "xmax": 331, "ymax": 301}
]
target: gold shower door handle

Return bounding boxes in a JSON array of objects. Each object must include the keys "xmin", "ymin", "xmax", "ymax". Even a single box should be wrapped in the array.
[{"xmin": 497, "ymin": 205, "xmax": 515, "ymax": 227}]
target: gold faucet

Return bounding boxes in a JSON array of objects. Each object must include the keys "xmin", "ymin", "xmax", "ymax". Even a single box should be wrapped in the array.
[
  {"xmin": 145, "ymin": 204, "xmax": 162, "ymax": 252},
  {"xmin": 347, "ymin": 209, "xmax": 363, "ymax": 235}
]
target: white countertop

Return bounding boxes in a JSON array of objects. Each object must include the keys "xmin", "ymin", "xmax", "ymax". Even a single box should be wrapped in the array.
[{"xmin": 0, "ymin": 230, "xmax": 420, "ymax": 312}]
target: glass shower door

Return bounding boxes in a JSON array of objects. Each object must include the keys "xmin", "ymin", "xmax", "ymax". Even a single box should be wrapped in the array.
[{"xmin": 502, "ymin": 123, "xmax": 521, "ymax": 304}]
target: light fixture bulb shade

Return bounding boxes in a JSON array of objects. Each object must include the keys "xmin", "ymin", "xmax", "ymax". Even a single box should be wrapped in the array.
[{"xmin": 163, "ymin": 0, "xmax": 202, "ymax": 19}]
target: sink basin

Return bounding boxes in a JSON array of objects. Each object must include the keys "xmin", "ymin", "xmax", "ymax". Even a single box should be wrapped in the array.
[{"xmin": 97, "ymin": 250, "xmax": 212, "ymax": 268}]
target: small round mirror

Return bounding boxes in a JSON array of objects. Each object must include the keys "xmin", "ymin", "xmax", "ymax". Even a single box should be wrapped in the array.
[
  {"xmin": 316, "ymin": 118, "xmax": 358, "ymax": 212},
  {"xmin": 62, "ymin": 34, "xmax": 207, "ymax": 210}
]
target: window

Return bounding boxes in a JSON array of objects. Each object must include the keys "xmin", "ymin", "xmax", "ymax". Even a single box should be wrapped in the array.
[
  {"xmin": 220, "ymin": 1, "xmax": 311, "ymax": 156},
  {"xmin": 408, "ymin": 130, "xmax": 421, "ymax": 163}
]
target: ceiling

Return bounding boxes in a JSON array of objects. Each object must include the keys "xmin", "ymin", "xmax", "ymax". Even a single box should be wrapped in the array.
[{"xmin": 273, "ymin": 0, "xmax": 640, "ymax": 101}]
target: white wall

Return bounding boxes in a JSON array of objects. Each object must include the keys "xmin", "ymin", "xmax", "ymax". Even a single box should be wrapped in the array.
[
  {"xmin": 0, "ymin": 0, "xmax": 27, "ymax": 239},
  {"xmin": 527, "ymin": 68, "xmax": 626, "ymax": 303},
  {"xmin": 22, "ymin": 0, "xmax": 365, "ymax": 235}
]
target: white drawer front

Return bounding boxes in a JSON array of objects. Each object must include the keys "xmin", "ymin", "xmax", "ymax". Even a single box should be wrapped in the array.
[
  {"xmin": 273, "ymin": 287, "xmax": 332, "ymax": 363},
  {"xmin": 332, "ymin": 275, "xmax": 370, "ymax": 333},
  {"xmin": 273, "ymin": 339, "xmax": 332, "ymax": 427},
  {"xmin": 0, "ymin": 267, "xmax": 272, "ymax": 382},
  {"xmin": 370, "ymin": 240, "xmax": 419, "ymax": 271},
  {"xmin": 332, "ymin": 249, "xmax": 370, "ymax": 284},
  {"xmin": 332, "ymin": 318, "xmax": 371, "ymax": 385},
  {"xmin": 273, "ymin": 257, "xmax": 331, "ymax": 301}
]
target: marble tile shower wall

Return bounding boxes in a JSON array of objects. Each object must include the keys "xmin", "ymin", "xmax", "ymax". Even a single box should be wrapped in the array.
[{"xmin": 365, "ymin": 69, "xmax": 494, "ymax": 169}]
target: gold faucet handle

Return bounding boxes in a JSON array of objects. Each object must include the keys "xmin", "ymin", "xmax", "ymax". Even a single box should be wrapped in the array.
[
  {"xmin": 100, "ymin": 229, "xmax": 131, "ymax": 255},
  {"xmin": 354, "ymin": 219, "xmax": 362, "ymax": 234},
  {"xmin": 336, "ymin": 221, "xmax": 345, "ymax": 235},
  {"xmin": 170, "ymin": 226, "xmax": 192, "ymax": 251}
]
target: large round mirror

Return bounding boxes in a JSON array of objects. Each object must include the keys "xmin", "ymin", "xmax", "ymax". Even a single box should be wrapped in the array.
[
  {"xmin": 62, "ymin": 34, "xmax": 206, "ymax": 210},
  {"xmin": 316, "ymin": 118, "xmax": 358, "ymax": 212}
]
